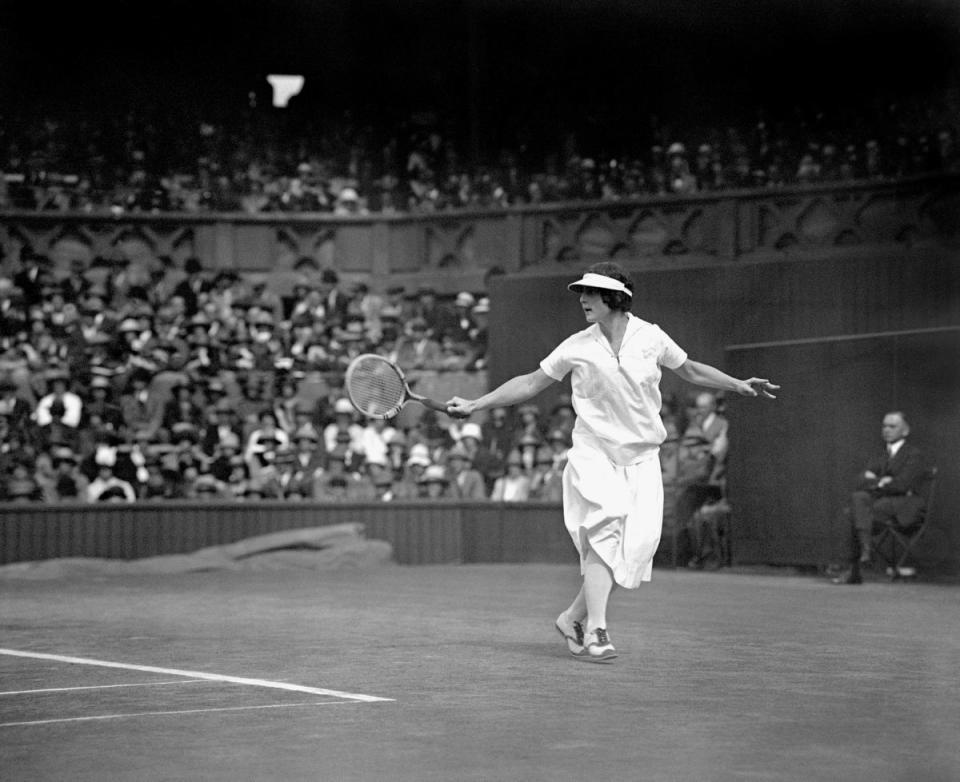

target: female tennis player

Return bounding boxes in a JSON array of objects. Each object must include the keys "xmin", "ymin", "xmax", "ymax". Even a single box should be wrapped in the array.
[{"xmin": 445, "ymin": 262, "xmax": 778, "ymax": 663}]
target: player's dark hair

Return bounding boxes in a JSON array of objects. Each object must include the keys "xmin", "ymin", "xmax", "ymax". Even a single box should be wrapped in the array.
[{"xmin": 584, "ymin": 261, "xmax": 634, "ymax": 312}]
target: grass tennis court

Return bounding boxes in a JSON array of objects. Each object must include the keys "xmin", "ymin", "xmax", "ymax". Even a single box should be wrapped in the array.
[{"xmin": 2, "ymin": 563, "xmax": 958, "ymax": 781}]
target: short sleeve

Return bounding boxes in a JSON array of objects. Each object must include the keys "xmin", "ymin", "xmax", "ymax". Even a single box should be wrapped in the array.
[
  {"xmin": 539, "ymin": 336, "xmax": 575, "ymax": 381},
  {"xmin": 656, "ymin": 326, "xmax": 688, "ymax": 369}
]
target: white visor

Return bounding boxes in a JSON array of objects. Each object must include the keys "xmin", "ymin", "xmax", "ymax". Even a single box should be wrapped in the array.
[{"xmin": 567, "ymin": 272, "xmax": 632, "ymax": 297}]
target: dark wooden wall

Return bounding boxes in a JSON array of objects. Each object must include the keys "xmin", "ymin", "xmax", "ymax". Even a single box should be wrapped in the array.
[
  {"xmin": 489, "ymin": 246, "xmax": 960, "ymax": 397},
  {"xmin": 0, "ymin": 502, "xmax": 577, "ymax": 567},
  {"xmin": 726, "ymin": 329, "xmax": 960, "ymax": 571},
  {"xmin": 488, "ymin": 246, "xmax": 960, "ymax": 571}
]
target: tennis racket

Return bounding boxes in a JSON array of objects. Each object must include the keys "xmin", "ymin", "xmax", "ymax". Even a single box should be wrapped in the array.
[{"xmin": 345, "ymin": 353, "xmax": 465, "ymax": 420}]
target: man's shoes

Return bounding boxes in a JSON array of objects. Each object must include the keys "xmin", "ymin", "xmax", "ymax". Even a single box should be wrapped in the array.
[
  {"xmin": 832, "ymin": 569, "xmax": 863, "ymax": 585},
  {"xmin": 555, "ymin": 612, "xmax": 585, "ymax": 654},
  {"xmin": 886, "ymin": 566, "xmax": 917, "ymax": 580},
  {"xmin": 576, "ymin": 628, "xmax": 618, "ymax": 663}
]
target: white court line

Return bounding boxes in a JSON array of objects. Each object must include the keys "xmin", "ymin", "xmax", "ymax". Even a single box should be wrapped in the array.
[
  {"xmin": 0, "ymin": 680, "xmax": 206, "ymax": 696},
  {"xmin": 0, "ymin": 648, "xmax": 394, "ymax": 703},
  {"xmin": 0, "ymin": 700, "xmax": 352, "ymax": 728}
]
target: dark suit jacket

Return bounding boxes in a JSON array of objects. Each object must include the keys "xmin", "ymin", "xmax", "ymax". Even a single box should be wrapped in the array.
[
  {"xmin": 856, "ymin": 441, "xmax": 928, "ymax": 529},
  {"xmin": 857, "ymin": 441, "xmax": 926, "ymax": 497}
]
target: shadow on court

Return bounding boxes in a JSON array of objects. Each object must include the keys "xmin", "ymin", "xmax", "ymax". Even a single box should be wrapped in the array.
[{"xmin": 2, "ymin": 563, "xmax": 959, "ymax": 782}]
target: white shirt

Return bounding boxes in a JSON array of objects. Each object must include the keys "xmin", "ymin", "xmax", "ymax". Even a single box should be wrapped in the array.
[
  {"xmin": 540, "ymin": 314, "xmax": 688, "ymax": 465},
  {"xmin": 34, "ymin": 391, "xmax": 83, "ymax": 428},
  {"xmin": 888, "ymin": 439, "xmax": 904, "ymax": 458}
]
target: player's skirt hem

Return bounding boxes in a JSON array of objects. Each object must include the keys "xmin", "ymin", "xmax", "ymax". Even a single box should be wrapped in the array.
[{"xmin": 562, "ymin": 446, "xmax": 663, "ymax": 589}]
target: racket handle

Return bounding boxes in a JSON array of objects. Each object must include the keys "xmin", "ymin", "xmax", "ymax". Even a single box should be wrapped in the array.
[{"xmin": 422, "ymin": 397, "xmax": 468, "ymax": 419}]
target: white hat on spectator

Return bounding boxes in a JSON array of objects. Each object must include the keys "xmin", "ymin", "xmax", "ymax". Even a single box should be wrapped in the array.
[
  {"xmin": 455, "ymin": 291, "xmax": 475, "ymax": 308},
  {"xmin": 219, "ymin": 432, "xmax": 241, "ymax": 450},
  {"xmin": 420, "ymin": 464, "xmax": 448, "ymax": 484},
  {"xmin": 94, "ymin": 446, "xmax": 117, "ymax": 467},
  {"xmin": 337, "ymin": 187, "xmax": 359, "ymax": 203},
  {"xmin": 406, "ymin": 442, "xmax": 431, "ymax": 467},
  {"xmin": 460, "ymin": 423, "xmax": 482, "ymax": 442},
  {"xmin": 334, "ymin": 398, "xmax": 354, "ymax": 415},
  {"xmin": 472, "ymin": 297, "xmax": 490, "ymax": 315},
  {"xmin": 667, "ymin": 142, "xmax": 687, "ymax": 156}
]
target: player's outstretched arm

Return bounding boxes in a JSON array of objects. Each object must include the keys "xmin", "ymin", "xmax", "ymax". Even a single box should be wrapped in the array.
[
  {"xmin": 446, "ymin": 368, "xmax": 556, "ymax": 418},
  {"xmin": 670, "ymin": 359, "xmax": 779, "ymax": 399}
]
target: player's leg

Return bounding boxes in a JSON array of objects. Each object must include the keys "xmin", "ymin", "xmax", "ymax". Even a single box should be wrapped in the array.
[
  {"xmin": 555, "ymin": 586, "xmax": 586, "ymax": 654},
  {"xmin": 579, "ymin": 547, "xmax": 617, "ymax": 661}
]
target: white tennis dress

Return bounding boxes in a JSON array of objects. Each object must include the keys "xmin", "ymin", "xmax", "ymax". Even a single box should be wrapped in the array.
[{"xmin": 540, "ymin": 314, "xmax": 688, "ymax": 588}]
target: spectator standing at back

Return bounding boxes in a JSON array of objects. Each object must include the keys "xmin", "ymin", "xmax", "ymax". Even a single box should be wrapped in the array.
[
  {"xmin": 414, "ymin": 286, "xmax": 457, "ymax": 340},
  {"xmin": 666, "ymin": 143, "xmax": 698, "ymax": 195},
  {"xmin": 318, "ymin": 269, "xmax": 350, "ymax": 327},
  {"xmin": 172, "ymin": 257, "xmax": 207, "ymax": 317}
]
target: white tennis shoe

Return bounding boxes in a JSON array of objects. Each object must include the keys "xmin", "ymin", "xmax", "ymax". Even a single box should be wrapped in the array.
[
  {"xmin": 555, "ymin": 612, "xmax": 585, "ymax": 655},
  {"xmin": 579, "ymin": 628, "xmax": 617, "ymax": 663}
]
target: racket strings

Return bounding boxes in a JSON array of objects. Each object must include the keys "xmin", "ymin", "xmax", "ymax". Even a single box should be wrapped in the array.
[{"xmin": 347, "ymin": 357, "xmax": 406, "ymax": 416}]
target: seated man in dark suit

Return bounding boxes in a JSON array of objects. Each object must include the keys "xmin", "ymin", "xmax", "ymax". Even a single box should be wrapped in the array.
[{"xmin": 835, "ymin": 411, "xmax": 927, "ymax": 584}]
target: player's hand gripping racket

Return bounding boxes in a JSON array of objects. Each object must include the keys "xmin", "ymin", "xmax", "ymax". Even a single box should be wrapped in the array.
[{"xmin": 345, "ymin": 353, "xmax": 466, "ymax": 419}]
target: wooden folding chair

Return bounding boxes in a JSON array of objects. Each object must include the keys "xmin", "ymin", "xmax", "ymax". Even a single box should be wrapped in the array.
[{"xmin": 871, "ymin": 466, "xmax": 938, "ymax": 580}]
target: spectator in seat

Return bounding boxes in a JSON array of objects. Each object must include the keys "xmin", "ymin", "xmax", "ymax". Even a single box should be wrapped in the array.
[
  {"xmin": 464, "ymin": 296, "xmax": 490, "ymax": 370},
  {"xmin": 161, "ymin": 382, "xmax": 205, "ymax": 435},
  {"xmin": 384, "ymin": 429, "xmax": 409, "ymax": 479},
  {"xmin": 34, "ymin": 368, "xmax": 83, "ymax": 428},
  {"xmin": 5, "ymin": 459, "xmax": 41, "ymax": 502},
  {"xmin": 40, "ymin": 446, "xmax": 89, "ymax": 502},
  {"xmin": 83, "ymin": 376, "xmax": 124, "ymax": 431},
  {"xmin": 446, "ymin": 442, "xmax": 487, "ymax": 500},
  {"xmin": 419, "ymin": 464, "xmax": 454, "ymax": 499},
  {"xmin": 289, "ymin": 423, "xmax": 325, "ymax": 485},
  {"xmin": 548, "ymin": 394, "xmax": 577, "ymax": 439},
  {"xmin": 119, "ymin": 367, "xmax": 163, "ymax": 438},
  {"xmin": 32, "ymin": 397, "xmax": 82, "ymax": 454},
  {"xmin": 529, "ymin": 445, "xmax": 564, "ymax": 501},
  {"xmin": 482, "ymin": 406, "xmax": 513, "ymax": 463},
  {"xmin": 686, "ymin": 485, "xmax": 732, "ymax": 569},
  {"xmin": 491, "ymin": 449, "xmax": 531, "ymax": 502},
  {"xmin": 459, "ymin": 421, "xmax": 502, "ymax": 493},
  {"xmin": 394, "ymin": 317, "xmax": 442, "ymax": 371},
  {"xmin": 674, "ymin": 392, "xmax": 729, "ymax": 560},
  {"xmin": 395, "ymin": 444, "xmax": 431, "ymax": 499},
  {"xmin": 0, "ymin": 375, "xmax": 33, "ymax": 437},
  {"xmin": 545, "ymin": 428, "xmax": 572, "ymax": 469},
  {"xmin": 313, "ymin": 446, "xmax": 364, "ymax": 501},
  {"xmin": 245, "ymin": 410, "xmax": 291, "ymax": 472},
  {"xmin": 834, "ymin": 411, "xmax": 928, "ymax": 585},
  {"xmin": 514, "ymin": 403, "xmax": 546, "ymax": 448},
  {"xmin": 87, "ymin": 457, "xmax": 137, "ymax": 502},
  {"xmin": 323, "ymin": 398, "xmax": 364, "ymax": 455}
]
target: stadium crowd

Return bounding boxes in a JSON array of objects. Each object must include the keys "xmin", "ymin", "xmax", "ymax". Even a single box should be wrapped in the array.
[
  {"xmin": 0, "ymin": 251, "xmax": 505, "ymax": 502},
  {"xmin": 0, "ymin": 250, "xmax": 727, "ymax": 537},
  {"xmin": 2, "ymin": 92, "xmax": 958, "ymax": 215}
]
